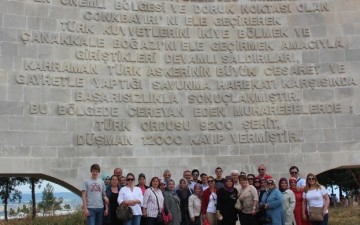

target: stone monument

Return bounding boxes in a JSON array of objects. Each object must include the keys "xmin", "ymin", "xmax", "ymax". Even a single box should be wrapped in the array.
[{"xmin": 0, "ymin": 0, "xmax": 359, "ymax": 193}]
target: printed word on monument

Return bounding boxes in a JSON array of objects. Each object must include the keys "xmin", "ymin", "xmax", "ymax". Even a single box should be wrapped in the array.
[{"xmin": 0, "ymin": 0, "xmax": 359, "ymax": 190}]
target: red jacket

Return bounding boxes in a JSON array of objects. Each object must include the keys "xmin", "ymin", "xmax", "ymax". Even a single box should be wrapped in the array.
[{"xmin": 201, "ymin": 188, "xmax": 218, "ymax": 214}]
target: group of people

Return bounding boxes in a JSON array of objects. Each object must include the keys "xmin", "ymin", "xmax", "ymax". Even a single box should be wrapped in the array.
[{"xmin": 81, "ymin": 164, "xmax": 330, "ymax": 225}]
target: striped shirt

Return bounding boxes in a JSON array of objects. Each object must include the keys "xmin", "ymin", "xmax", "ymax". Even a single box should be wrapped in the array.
[{"xmin": 143, "ymin": 188, "xmax": 164, "ymax": 218}]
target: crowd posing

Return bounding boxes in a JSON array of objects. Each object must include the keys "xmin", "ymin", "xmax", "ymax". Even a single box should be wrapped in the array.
[{"xmin": 82, "ymin": 164, "xmax": 330, "ymax": 225}]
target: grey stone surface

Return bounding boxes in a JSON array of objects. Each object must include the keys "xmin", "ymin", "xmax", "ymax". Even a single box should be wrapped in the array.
[{"xmin": 0, "ymin": 0, "xmax": 359, "ymax": 192}]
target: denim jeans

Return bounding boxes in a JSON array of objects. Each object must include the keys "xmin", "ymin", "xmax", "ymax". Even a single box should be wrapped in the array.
[
  {"xmin": 124, "ymin": 215, "xmax": 141, "ymax": 225},
  {"xmin": 87, "ymin": 208, "xmax": 104, "ymax": 225}
]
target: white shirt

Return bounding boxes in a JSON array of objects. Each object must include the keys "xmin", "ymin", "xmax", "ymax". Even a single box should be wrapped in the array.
[
  {"xmin": 296, "ymin": 177, "xmax": 306, "ymax": 187},
  {"xmin": 118, "ymin": 186, "xmax": 143, "ymax": 215},
  {"xmin": 143, "ymin": 188, "xmax": 164, "ymax": 218},
  {"xmin": 207, "ymin": 192, "xmax": 217, "ymax": 213},
  {"xmin": 303, "ymin": 186, "xmax": 328, "ymax": 214}
]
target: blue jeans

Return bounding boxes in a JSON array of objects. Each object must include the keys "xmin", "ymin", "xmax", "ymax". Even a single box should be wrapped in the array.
[
  {"xmin": 124, "ymin": 215, "xmax": 141, "ymax": 225},
  {"xmin": 311, "ymin": 213, "xmax": 328, "ymax": 225},
  {"xmin": 87, "ymin": 208, "xmax": 104, "ymax": 225}
]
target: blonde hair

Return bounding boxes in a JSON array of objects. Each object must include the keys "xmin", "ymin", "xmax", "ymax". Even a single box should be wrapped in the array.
[{"xmin": 303, "ymin": 173, "xmax": 322, "ymax": 193}]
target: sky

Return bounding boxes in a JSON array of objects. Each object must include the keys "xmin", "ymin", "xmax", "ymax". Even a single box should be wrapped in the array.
[{"xmin": 17, "ymin": 181, "xmax": 72, "ymax": 194}]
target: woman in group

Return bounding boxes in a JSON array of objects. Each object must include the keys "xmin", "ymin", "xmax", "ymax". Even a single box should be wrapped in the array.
[
  {"xmin": 217, "ymin": 176, "xmax": 238, "ymax": 225},
  {"xmin": 201, "ymin": 176, "xmax": 218, "ymax": 225},
  {"xmin": 289, "ymin": 177, "xmax": 310, "ymax": 225},
  {"xmin": 238, "ymin": 174, "xmax": 259, "ymax": 225},
  {"xmin": 136, "ymin": 173, "xmax": 149, "ymax": 225},
  {"xmin": 163, "ymin": 179, "xmax": 181, "ymax": 225},
  {"xmin": 253, "ymin": 177, "xmax": 265, "ymax": 225},
  {"xmin": 143, "ymin": 177, "xmax": 164, "ymax": 225},
  {"xmin": 106, "ymin": 175, "xmax": 122, "ymax": 225},
  {"xmin": 247, "ymin": 174, "xmax": 256, "ymax": 186},
  {"xmin": 188, "ymin": 184, "xmax": 202, "ymax": 225},
  {"xmin": 278, "ymin": 178, "xmax": 296, "ymax": 225},
  {"xmin": 302, "ymin": 174, "xmax": 330, "ymax": 225},
  {"xmin": 176, "ymin": 178, "xmax": 192, "ymax": 225},
  {"xmin": 118, "ymin": 173, "xmax": 143, "ymax": 225},
  {"xmin": 260, "ymin": 178, "xmax": 284, "ymax": 225}
]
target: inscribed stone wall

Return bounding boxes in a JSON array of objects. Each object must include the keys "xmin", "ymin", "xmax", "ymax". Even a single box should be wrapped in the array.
[{"xmin": 0, "ymin": 0, "xmax": 360, "ymax": 191}]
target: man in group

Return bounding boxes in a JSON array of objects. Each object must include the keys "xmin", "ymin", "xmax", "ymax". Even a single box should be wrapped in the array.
[
  {"xmin": 82, "ymin": 164, "xmax": 109, "ymax": 225},
  {"xmin": 214, "ymin": 167, "xmax": 225, "ymax": 189},
  {"xmin": 289, "ymin": 166, "xmax": 306, "ymax": 187},
  {"xmin": 114, "ymin": 168, "xmax": 122, "ymax": 180},
  {"xmin": 256, "ymin": 164, "xmax": 272, "ymax": 180},
  {"xmin": 231, "ymin": 170, "xmax": 241, "ymax": 192},
  {"xmin": 191, "ymin": 169, "xmax": 202, "ymax": 184},
  {"xmin": 183, "ymin": 170, "xmax": 196, "ymax": 190},
  {"xmin": 200, "ymin": 173, "xmax": 209, "ymax": 190}
]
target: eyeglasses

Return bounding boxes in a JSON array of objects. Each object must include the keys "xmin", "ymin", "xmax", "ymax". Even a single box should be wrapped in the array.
[
  {"xmin": 308, "ymin": 178, "xmax": 315, "ymax": 181},
  {"xmin": 207, "ymin": 180, "xmax": 214, "ymax": 183},
  {"xmin": 267, "ymin": 182, "xmax": 274, "ymax": 185},
  {"xmin": 258, "ymin": 169, "xmax": 265, "ymax": 171},
  {"xmin": 127, "ymin": 178, "xmax": 134, "ymax": 181},
  {"xmin": 290, "ymin": 171, "xmax": 298, "ymax": 174}
]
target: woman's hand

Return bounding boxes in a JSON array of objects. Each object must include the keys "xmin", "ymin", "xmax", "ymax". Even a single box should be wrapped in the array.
[{"xmin": 191, "ymin": 217, "xmax": 195, "ymax": 222}]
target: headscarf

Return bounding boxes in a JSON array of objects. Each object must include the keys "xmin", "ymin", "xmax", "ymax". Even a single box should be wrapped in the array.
[
  {"xmin": 193, "ymin": 183, "xmax": 202, "ymax": 199},
  {"xmin": 278, "ymin": 177, "xmax": 288, "ymax": 192},
  {"xmin": 223, "ymin": 176, "xmax": 234, "ymax": 192},
  {"xmin": 178, "ymin": 178, "xmax": 189, "ymax": 199}
]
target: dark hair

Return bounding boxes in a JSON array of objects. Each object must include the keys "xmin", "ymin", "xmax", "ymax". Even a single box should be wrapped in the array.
[
  {"xmin": 192, "ymin": 169, "xmax": 200, "ymax": 175},
  {"xmin": 247, "ymin": 174, "xmax": 255, "ymax": 178},
  {"xmin": 126, "ymin": 173, "xmax": 135, "ymax": 180},
  {"xmin": 215, "ymin": 167, "xmax": 222, "ymax": 172},
  {"xmin": 149, "ymin": 177, "xmax": 160, "ymax": 188},
  {"xmin": 238, "ymin": 175, "xmax": 247, "ymax": 181},
  {"xmin": 200, "ymin": 173, "xmax": 207, "ymax": 177},
  {"xmin": 138, "ymin": 173, "xmax": 146, "ymax": 180},
  {"xmin": 110, "ymin": 175, "xmax": 118, "ymax": 181},
  {"xmin": 90, "ymin": 164, "xmax": 100, "ymax": 172},
  {"xmin": 289, "ymin": 166, "xmax": 299, "ymax": 173},
  {"xmin": 207, "ymin": 176, "xmax": 215, "ymax": 180}
]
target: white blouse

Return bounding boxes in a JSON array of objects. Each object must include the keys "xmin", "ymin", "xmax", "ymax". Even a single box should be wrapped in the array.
[{"xmin": 118, "ymin": 186, "xmax": 143, "ymax": 215}]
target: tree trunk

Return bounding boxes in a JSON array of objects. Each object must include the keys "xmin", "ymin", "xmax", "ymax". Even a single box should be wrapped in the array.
[
  {"xmin": 31, "ymin": 178, "xmax": 36, "ymax": 219},
  {"xmin": 4, "ymin": 180, "xmax": 9, "ymax": 221}
]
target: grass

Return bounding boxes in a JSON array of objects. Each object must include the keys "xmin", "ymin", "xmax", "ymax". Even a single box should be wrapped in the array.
[
  {"xmin": 0, "ymin": 207, "xmax": 359, "ymax": 225},
  {"xmin": 0, "ymin": 211, "xmax": 86, "ymax": 225},
  {"xmin": 329, "ymin": 206, "xmax": 360, "ymax": 225}
]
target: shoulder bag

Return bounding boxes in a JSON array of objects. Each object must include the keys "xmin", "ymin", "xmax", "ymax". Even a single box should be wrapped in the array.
[
  {"xmin": 308, "ymin": 206, "xmax": 324, "ymax": 222},
  {"xmin": 151, "ymin": 188, "xmax": 166, "ymax": 225}
]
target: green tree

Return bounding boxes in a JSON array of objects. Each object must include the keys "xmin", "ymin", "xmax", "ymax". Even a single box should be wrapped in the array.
[
  {"xmin": 38, "ymin": 183, "xmax": 63, "ymax": 215},
  {"xmin": 9, "ymin": 208, "xmax": 17, "ymax": 216},
  {"xmin": 21, "ymin": 203, "xmax": 30, "ymax": 214},
  {"xmin": 27, "ymin": 177, "xmax": 42, "ymax": 219},
  {"xmin": 317, "ymin": 168, "xmax": 360, "ymax": 197},
  {"xmin": 64, "ymin": 203, "xmax": 71, "ymax": 210},
  {"xmin": 0, "ymin": 177, "xmax": 27, "ymax": 221}
]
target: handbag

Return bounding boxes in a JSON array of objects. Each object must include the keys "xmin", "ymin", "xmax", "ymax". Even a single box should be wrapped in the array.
[
  {"xmin": 162, "ymin": 207, "xmax": 172, "ymax": 224},
  {"xmin": 234, "ymin": 198, "xmax": 242, "ymax": 210},
  {"xmin": 308, "ymin": 206, "xmax": 323, "ymax": 222},
  {"xmin": 116, "ymin": 205, "xmax": 133, "ymax": 221},
  {"xmin": 151, "ymin": 188, "xmax": 166, "ymax": 225}
]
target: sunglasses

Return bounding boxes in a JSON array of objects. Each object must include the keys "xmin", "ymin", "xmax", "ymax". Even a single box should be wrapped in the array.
[
  {"xmin": 254, "ymin": 181, "xmax": 260, "ymax": 183},
  {"xmin": 127, "ymin": 178, "xmax": 134, "ymax": 181},
  {"xmin": 308, "ymin": 178, "xmax": 315, "ymax": 181},
  {"xmin": 290, "ymin": 172, "xmax": 298, "ymax": 174},
  {"xmin": 267, "ymin": 182, "xmax": 274, "ymax": 185},
  {"xmin": 248, "ymin": 178, "xmax": 254, "ymax": 180},
  {"xmin": 258, "ymin": 169, "xmax": 265, "ymax": 171},
  {"xmin": 208, "ymin": 180, "xmax": 214, "ymax": 183}
]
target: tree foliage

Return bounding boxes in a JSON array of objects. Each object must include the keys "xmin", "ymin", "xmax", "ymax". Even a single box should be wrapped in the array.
[
  {"xmin": 317, "ymin": 168, "xmax": 360, "ymax": 196},
  {"xmin": 0, "ymin": 177, "xmax": 27, "ymax": 221},
  {"xmin": 38, "ymin": 183, "xmax": 63, "ymax": 215}
]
